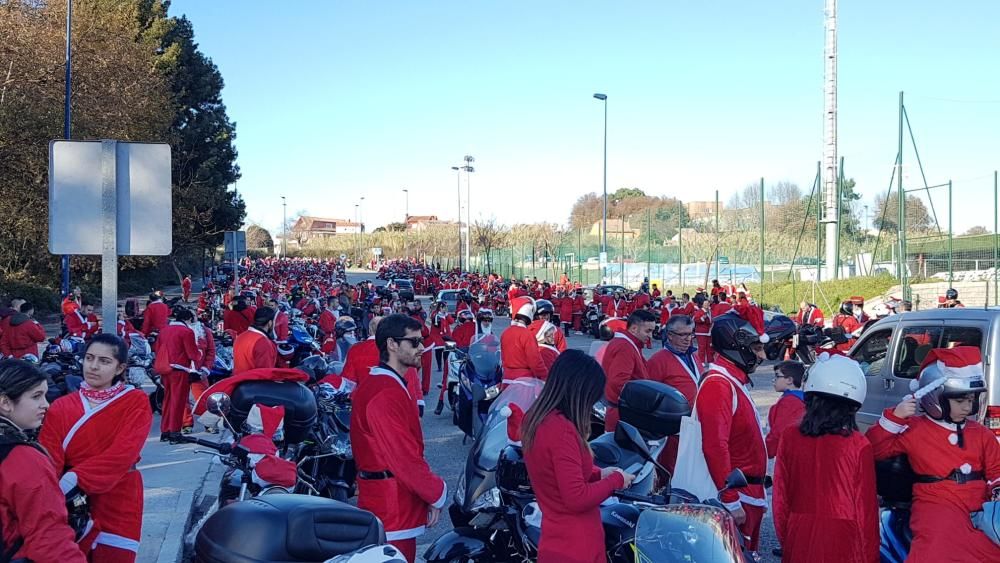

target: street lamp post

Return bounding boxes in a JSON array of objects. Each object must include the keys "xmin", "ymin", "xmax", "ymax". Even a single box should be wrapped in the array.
[
  {"xmin": 360, "ymin": 196, "xmax": 365, "ymax": 267},
  {"xmin": 451, "ymin": 165, "xmax": 463, "ymax": 271},
  {"xmin": 593, "ymin": 93, "xmax": 608, "ymax": 281},
  {"xmin": 402, "ymin": 188, "xmax": 409, "ymax": 259},
  {"xmin": 462, "ymin": 156, "xmax": 475, "ymax": 271},
  {"xmin": 281, "ymin": 196, "xmax": 287, "ymax": 258},
  {"xmin": 354, "ymin": 203, "xmax": 360, "ymax": 264}
]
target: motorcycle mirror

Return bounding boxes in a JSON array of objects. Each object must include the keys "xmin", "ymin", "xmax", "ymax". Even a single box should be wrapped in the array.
[
  {"xmin": 206, "ymin": 392, "xmax": 232, "ymax": 416},
  {"xmin": 723, "ymin": 468, "xmax": 748, "ymax": 491},
  {"xmin": 445, "ymin": 341, "xmax": 457, "ymax": 351},
  {"xmin": 613, "ymin": 422, "xmax": 651, "ymax": 459}
]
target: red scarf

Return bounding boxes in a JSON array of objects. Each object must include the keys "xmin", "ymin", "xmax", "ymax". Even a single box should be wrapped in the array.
[{"xmin": 80, "ymin": 381, "xmax": 126, "ymax": 404}]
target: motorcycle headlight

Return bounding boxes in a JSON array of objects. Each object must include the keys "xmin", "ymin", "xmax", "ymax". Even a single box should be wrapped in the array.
[
  {"xmin": 484, "ymin": 384, "xmax": 500, "ymax": 401},
  {"xmin": 592, "ymin": 401, "xmax": 607, "ymax": 419},
  {"xmin": 470, "ymin": 486, "xmax": 501, "ymax": 511}
]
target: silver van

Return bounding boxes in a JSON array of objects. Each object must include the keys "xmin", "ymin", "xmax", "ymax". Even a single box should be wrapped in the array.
[{"xmin": 851, "ymin": 308, "xmax": 1000, "ymax": 435}]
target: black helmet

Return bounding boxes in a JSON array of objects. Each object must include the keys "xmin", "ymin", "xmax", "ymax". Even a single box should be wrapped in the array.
[
  {"xmin": 840, "ymin": 301, "xmax": 854, "ymax": 316},
  {"xmin": 334, "ymin": 316, "xmax": 357, "ymax": 338},
  {"xmin": 534, "ymin": 299, "xmax": 554, "ymax": 317},
  {"xmin": 946, "ymin": 288, "xmax": 958, "ymax": 300},
  {"xmin": 476, "ymin": 309, "xmax": 494, "ymax": 323},
  {"xmin": 296, "ymin": 355, "xmax": 329, "ymax": 382},
  {"xmin": 599, "ymin": 320, "xmax": 615, "ymax": 341},
  {"xmin": 710, "ymin": 312, "xmax": 765, "ymax": 374}
]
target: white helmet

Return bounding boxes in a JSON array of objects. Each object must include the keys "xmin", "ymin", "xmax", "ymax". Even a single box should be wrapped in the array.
[
  {"xmin": 803, "ymin": 352, "xmax": 867, "ymax": 406},
  {"xmin": 511, "ymin": 296, "xmax": 536, "ymax": 321}
]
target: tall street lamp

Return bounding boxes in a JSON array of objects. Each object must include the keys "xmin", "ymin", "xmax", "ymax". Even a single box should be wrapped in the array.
[
  {"xmin": 402, "ymin": 188, "xmax": 409, "ymax": 259},
  {"xmin": 462, "ymin": 155, "xmax": 475, "ymax": 271},
  {"xmin": 359, "ymin": 196, "xmax": 365, "ymax": 266},
  {"xmin": 594, "ymin": 93, "xmax": 608, "ymax": 280},
  {"xmin": 281, "ymin": 195, "xmax": 287, "ymax": 258},
  {"xmin": 451, "ymin": 166, "xmax": 463, "ymax": 271}
]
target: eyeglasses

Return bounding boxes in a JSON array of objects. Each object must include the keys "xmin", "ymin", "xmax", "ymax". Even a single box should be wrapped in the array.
[
  {"xmin": 772, "ymin": 374, "xmax": 793, "ymax": 382},
  {"xmin": 393, "ymin": 336, "xmax": 423, "ymax": 348},
  {"xmin": 668, "ymin": 331, "xmax": 695, "ymax": 339}
]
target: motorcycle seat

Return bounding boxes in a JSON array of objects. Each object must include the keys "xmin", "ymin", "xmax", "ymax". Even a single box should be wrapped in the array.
[
  {"xmin": 195, "ymin": 494, "xmax": 384, "ymax": 562},
  {"xmin": 590, "ymin": 432, "xmax": 644, "ymax": 474}
]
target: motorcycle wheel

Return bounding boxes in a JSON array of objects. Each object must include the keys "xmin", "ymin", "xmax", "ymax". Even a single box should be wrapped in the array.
[{"xmin": 149, "ymin": 387, "xmax": 164, "ymax": 414}]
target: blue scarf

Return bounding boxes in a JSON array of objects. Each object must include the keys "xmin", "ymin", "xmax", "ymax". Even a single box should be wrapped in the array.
[
  {"xmin": 783, "ymin": 389, "xmax": 805, "ymax": 402},
  {"xmin": 664, "ymin": 341, "xmax": 698, "ymax": 376}
]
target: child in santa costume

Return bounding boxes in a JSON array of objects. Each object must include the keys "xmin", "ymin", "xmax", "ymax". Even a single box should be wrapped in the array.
[
  {"xmin": 866, "ymin": 346, "xmax": 1000, "ymax": 562},
  {"xmin": 772, "ymin": 353, "xmax": 878, "ymax": 562},
  {"xmin": 535, "ymin": 321, "xmax": 560, "ymax": 374},
  {"xmin": 39, "ymin": 334, "xmax": 153, "ymax": 563}
]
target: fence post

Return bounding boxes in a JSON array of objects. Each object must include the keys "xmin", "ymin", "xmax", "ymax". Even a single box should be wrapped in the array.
[
  {"xmin": 897, "ymin": 91, "xmax": 909, "ymax": 300},
  {"xmin": 646, "ymin": 207, "xmax": 651, "ymax": 283},
  {"xmin": 815, "ymin": 161, "xmax": 822, "ymax": 284},
  {"xmin": 947, "ymin": 180, "xmax": 953, "ymax": 288},
  {"xmin": 995, "ymin": 171, "xmax": 998, "ymax": 305},
  {"xmin": 760, "ymin": 177, "xmax": 765, "ymax": 302},
  {"xmin": 715, "ymin": 190, "xmax": 720, "ymax": 281},
  {"xmin": 620, "ymin": 214, "xmax": 625, "ymax": 286}
]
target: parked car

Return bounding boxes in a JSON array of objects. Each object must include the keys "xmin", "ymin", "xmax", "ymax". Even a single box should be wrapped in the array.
[
  {"xmin": 581, "ymin": 284, "xmax": 627, "ymax": 306},
  {"xmin": 435, "ymin": 289, "xmax": 461, "ymax": 313},
  {"xmin": 389, "ymin": 279, "xmax": 415, "ymax": 301},
  {"xmin": 850, "ymin": 308, "xmax": 998, "ymax": 434}
]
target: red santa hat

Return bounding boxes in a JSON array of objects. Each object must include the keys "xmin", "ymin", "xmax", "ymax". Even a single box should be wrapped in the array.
[
  {"xmin": 736, "ymin": 302, "xmax": 769, "ymax": 343},
  {"xmin": 511, "ymin": 296, "xmax": 536, "ymax": 320},
  {"xmin": 917, "ymin": 346, "xmax": 983, "ymax": 379},
  {"xmin": 500, "ymin": 403, "xmax": 525, "ymax": 446}
]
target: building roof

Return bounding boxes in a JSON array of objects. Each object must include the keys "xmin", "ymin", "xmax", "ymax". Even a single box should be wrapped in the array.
[
  {"xmin": 293, "ymin": 216, "xmax": 360, "ymax": 231},
  {"xmin": 406, "ymin": 215, "xmax": 439, "ymax": 224}
]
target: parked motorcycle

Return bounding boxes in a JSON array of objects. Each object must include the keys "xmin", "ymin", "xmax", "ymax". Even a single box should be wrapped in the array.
[
  {"xmin": 792, "ymin": 323, "xmax": 845, "ymax": 365},
  {"xmin": 446, "ymin": 335, "xmax": 502, "ymax": 440},
  {"xmin": 763, "ymin": 314, "xmax": 797, "ymax": 361},
  {"xmin": 289, "ymin": 382, "xmax": 356, "ymax": 502},
  {"xmin": 876, "ymin": 456, "xmax": 915, "ymax": 563},
  {"xmin": 583, "ymin": 303, "xmax": 604, "ymax": 338},
  {"xmin": 37, "ymin": 342, "xmax": 83, "ymax": 403}
]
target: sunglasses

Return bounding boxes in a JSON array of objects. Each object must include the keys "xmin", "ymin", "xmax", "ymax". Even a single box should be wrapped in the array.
[{"xmin": 393, "ymin": 336, "xmax": 423, "ymax": 348}]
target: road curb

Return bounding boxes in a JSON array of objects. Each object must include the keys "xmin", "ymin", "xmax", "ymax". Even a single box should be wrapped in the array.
[{"xmin": 157, "ymin": 453, "xmax": 223, "ymax": 563}]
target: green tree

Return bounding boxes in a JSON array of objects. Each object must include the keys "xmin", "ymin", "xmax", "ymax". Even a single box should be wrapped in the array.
[{"xmin": 246, "ymin": 225, "xmax": 274, "ymax": 251}]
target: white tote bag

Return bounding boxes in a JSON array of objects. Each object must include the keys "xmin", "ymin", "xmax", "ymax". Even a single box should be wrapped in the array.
[{"xmin": 671, "ymin": 375, "xmax": 736, "ymax": 501}]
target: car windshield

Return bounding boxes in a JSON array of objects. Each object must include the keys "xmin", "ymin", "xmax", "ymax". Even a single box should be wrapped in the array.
[
  {"xmin": 395, "ymin": 280, "xmax": 412, "ymax": 288},
  {"xmin": 633, "ymin": 506, "xmax": 744, "ymax": 563}
]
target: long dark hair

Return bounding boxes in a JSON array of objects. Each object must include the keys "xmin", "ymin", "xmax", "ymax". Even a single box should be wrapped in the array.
[
  {"xmin": 0, "ymin": 359, "xmax": 48, "ymax": 402},
  {"xmin": 799, "ymin": 393, "xmax": 859, "ymax": 437},
  {"xmin": 522, "ymin": 350, "xmax": 605, "ymax": 451}
]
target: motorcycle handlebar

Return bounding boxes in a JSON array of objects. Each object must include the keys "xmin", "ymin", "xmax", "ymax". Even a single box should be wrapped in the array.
[
  {"xmin": 614, "ymin": 489, "xmax": 667, "ymax": 505},
  {"xmin": 175, "ymin": 435, "xmax": 233, "ymax": 454}
]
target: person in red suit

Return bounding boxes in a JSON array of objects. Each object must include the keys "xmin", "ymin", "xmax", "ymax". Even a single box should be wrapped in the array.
[
  {"xmin": 340, "ymin": 317, "xmax": 382, "ymax": 386},
  {"xmin": 832, "ymin": 301, "xmax": 862, "ymax": 352},
  {"xmin": 318, "ymin": 297, "xmax": 339, "ymax": 337},
  {"xmin": 670, "ymin": 293, "xmax": 695, "ymax": 318},
  {"xmin": 0, "ymin": 359, "xmax": 93, "ymax": 562},
  {"xmin": 710, "ymin": 292, "xmax": 732, "ymax": 318},
  {"xmin": 646, "ymin": 315, "xmax": 700, "ymax": 473},
  {"xmin": 451, "ymin": 310, "xmax": 476, "ymax": 349},
  {"xmin": 500, "ymin": 297, "xmax": 547, "ymax": 386},
  {"xmin": 141, "ymin": 292, "xmax": 170, "ymax": 336},
  {"xmin": 603, "ymin": 290, "xmax": 629, "ymax": 318},
  {"xmin": 64, "ymin": 305, "xmax": 95, "ymax": 339},
  {"xmin": 772, "ymin": 353, "xmax": 877, "ymax": 562},
  {"xmin": 766, "ymin": 361, "xmax": 805, "ymax": 459},
  {"xmin": 268, "ymin": 298, "xmax": 290, "ymax": 342},
  {"xmin": 794, "ymin": 301, "xmax": 824, "ymax": 327},
  {"xmin": 529, "ymin": 300, "xmax": 567, "ymax": 352},
  {"xmin": 695, "ymin": 314, "xmax": 769, "ymax": 552},
  {"xmin": 571, "ymin": 289, "xmax": 586, "ymax": 334},
  {"xmin": 232, "ymin": 307, "xmax": 277, "ymax": 375},
  {"xmin": 222, "ymin": 297, "xmax": 255, "ymax": 335},
  {"xmin": 61, "ymin": 289, "xmax": 82, "ymax": 316},
  {"xmin": 600, "ymin": 309, "xmax": 655, "ymax": 432},
  {"xmin": 351, "ymin": 314, "xmax": 447, "ymax": 562},
  {"xmin": 153, "ymin": 308, "xmax": 202, "ymax": 440},
  {"xmin": 0, "ymin": 302, "xmax": 46, "ymax": 359},
  {"xmin": 691, "ymin": 296, "xmax": 714, "ymax": 368},
  {"xmin": 535, "ymin": 321, "xmax": 560, "ymax": 373},
  {"xmin": 40, "ymin": 334, "xmax": 153, "ymax": 563},
  {"xmin": 632, "ymin": 287, "xmax": 651, "ymax": 312},
  {"xmin": 866, "ymin": 347, "xmax": 1000, "ymax": 563},
  {"xmin": 182, "ymin": 320, "xmax": 217, "ymax": 434},
  {"xmin": 522, "ymin": 350, "xmax": 635, "ymax": 563},
  {"xmin": 651, "ymin": 284, "xmax": 661, "ymax": 299},
  {"xmin": 181, "ymin": 274, "xmax": 193, "ymax": 302}
]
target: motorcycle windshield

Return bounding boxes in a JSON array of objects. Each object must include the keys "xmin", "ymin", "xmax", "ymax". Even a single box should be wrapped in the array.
[
  {"xmin": 470, "ymin": 378, "xmax": 543, "ymax": 471},
  {"xmin": 633, "ymin": 506, "xmax": 744, "ymax": 563},
  {"xmin": 467, "ymin": 334, "xmax": 500, "ymax": 377},
  {"xmin": 290, "ymin": 325, "xmax": 313, "ymax": 344}
]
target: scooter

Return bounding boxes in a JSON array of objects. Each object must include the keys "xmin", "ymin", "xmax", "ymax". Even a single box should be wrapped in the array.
[{"xmin": 447, "ymin": 335, "xmax": 502, "ymax": 440}]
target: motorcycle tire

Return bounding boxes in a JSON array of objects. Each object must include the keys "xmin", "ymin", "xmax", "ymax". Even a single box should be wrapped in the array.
[{"xmin": 149, "ymin": 387, "xmax": 164, "ymax": 414}]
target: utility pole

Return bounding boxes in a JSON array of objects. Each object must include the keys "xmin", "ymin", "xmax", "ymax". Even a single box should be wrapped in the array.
[
  {"xmin": 281, "ymin": 196, "xmax": 287, "ymax": 258},
  {"xmin": 451, "ymin": 166, "xmax": 462, "ymax": 271},
  {"xmin": 61, "ymin": 0, "xmax": 73, "ymax": 297},
  {"xmin": 402, "ymin": 188, "xmax": 408, "ymax": 259},
  {"xmin": 463, "ymin": 155, "xmax": 475, "ymax": 271},
  {"xmin": 822, "ymin": 0, "xmax": 840, "ymax": 280}
]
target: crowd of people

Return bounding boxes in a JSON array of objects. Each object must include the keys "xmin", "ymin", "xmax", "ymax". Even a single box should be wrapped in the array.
[{"xmin": 0, "ymin": 255, "xmax": 997, "ymax": 562}]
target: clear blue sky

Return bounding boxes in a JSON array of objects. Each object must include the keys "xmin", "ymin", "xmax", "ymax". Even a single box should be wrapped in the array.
[{"xmin": 171, "ymin": 0, "xmax": 1000, "ymax": 235}]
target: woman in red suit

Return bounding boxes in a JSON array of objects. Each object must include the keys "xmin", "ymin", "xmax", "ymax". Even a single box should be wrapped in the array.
[
  {"xmin": 522, "ymin": 350, "xmax": 635, "ymax": 563},
  {"xmin": 40, "ymin": 334, "xmax": 153, "ymax": 563},
  {"xmin": 0, "ymin": 359, "xmax": 90, "ymax": 562}
]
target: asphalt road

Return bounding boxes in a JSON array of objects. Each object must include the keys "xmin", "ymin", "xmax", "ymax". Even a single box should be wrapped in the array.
[{"xmin": 348, "ymin": 272, "xmax": 782, "ymax": 562}]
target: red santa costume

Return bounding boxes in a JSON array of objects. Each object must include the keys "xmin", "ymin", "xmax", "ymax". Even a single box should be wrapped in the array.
[
  {"xmin": 232, "ymin": 327, "xmax": 277, "ymax": 375},
  {"xmin": 865, "ymin": 348, "xmax": 1000, "ymax": 563},
  {"xmin": 571, "ymin": 293, "xmax": 585, "ymax": 332},
  {"xmin": 351, "ymin": 365, "xmax": 446, "ymax": 562},
  {"xmin": 646, "ymin": 345, "xmax": 700, "ymax": 472},
  {"xmin": 153, "ymin": 320, "xmax": 202, "ymax": 434},
  {"xmin": 529, "ymin": 318, "xmax": 567, "ymax": 352},
  {"xmin": 765, "ymin": 389, "xmax": 805, "ymax": 459},
  {"xmin": 600, "ymin": 330, "xmax": 649, "ymax": 432},
  {"xmin": 794, "ymin": 304, "xmax": 825, "ymax": 327},
  {"xmin": 696, "ymin": 355, "xmax": 768, "ymax": 550},
  {"xmin": 0, "ymin": 313, "xmax": 46, "ymax": 359},
  {"xmin": 535, "ymin": 321, "xmax": 561, "ymax": 373},
  {"xmin": 340, "ymin": 336, "xmax": 379, "ymax": 383},
  {"xmin": 141, "ymin": 299, "xmax": 170, "ymax": 336},
  {"xmin": 603, "ymin": 295, "xmax": 629, "ymax": 318},
  {"xmin": 64, "ymin": 309, "xmax": 95, "ymax": 339},
  {"xmin": 39, "ymin": 384, "xmax": 153, "ymax": 562},
  {"xmin": 181, "ymin": 276, "xmax": 192, "ymax": 302},
  {"xmin": 500, "ymin": 297, "xmax": 547, "ymax": 385},
  {"xmin": 691, "ymin": 305, "xmax": 713, "ymax": 367}
]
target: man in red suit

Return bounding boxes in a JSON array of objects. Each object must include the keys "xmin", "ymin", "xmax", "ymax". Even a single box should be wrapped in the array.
[
  {"xmin": 695, "ymin": 314, "xmax": 769, "ymax": 552},
  {"xmin": 232, "ymin": 307, "xmax": 277, "ymax": 375},
  {"xmin": 601, "ymin": 309, "xmax": 656, "ymax": 432},
  {"xmin": 710, "ymin": 293, "xmax": 733, "ymax": 318},
  {"xmin": 692, "ymin": 296, "xmax": 714, "ymax": 368},
  {"xmin": 0, "ymin": 301, "xmax": 46, "ymax": 359},
  {"xmin": 647, "ymin": 315, "xmax": 700, "ymax": 472},
  {"xmin": 571, "ymin": 289, "xmax": 586, "ymax": 334},
  {"xmin": 603, "ymin": 290, "xmax": 629, "ymax": 318},
  {"xmin": 153, "ymin": 307, "xmax": 203, "ymax": 441},
  {"xmin": 528, "ymin": 300, "xmax": 567, "ymax": 352},
  {"xmin": 794, "ymin": 301, "xmax": 824, "ymax": 327},
  {"xmin": 141, "ymin": 292, "xmax": 170, "ymax": 336},
  {"xmin": 765, "ymin": 361, "xmax": 805, "ymax": 459},
  {"xmin": 182, "ymin": 274, "xmax": 193, "ymax": 302},
  {"xmin": 351, "ymin": 314, "xmax": 447, "ymax": 562},
  {"xmin": 341, "ymin": 316, "xmax": 382, "ymax": 386},
  {"xmin": 500, "ymin": 297, "xmax": 547, "ymax": 385},
  {"xmin": 63, "ymin": 304, "xmax": 95, "ymax": 339},
  {"xmin": 318, "ymin": 297, "xmax": 339, "ymax": 337}
]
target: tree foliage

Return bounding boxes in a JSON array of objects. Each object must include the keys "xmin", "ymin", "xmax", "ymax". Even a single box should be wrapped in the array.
[
  {"xmin": 873, "ymin": 193, "xmax": 934, "ymax": 234},
  {"xmin": 246, "ymin": 224, "xmax": 274, "ymax": 251}
]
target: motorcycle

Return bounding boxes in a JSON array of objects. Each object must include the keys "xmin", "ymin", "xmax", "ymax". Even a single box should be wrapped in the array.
[
  {"xmin": 876, "ymin": 456, "xmax": 915, "ymax": 563},
  {"xmin": 583, "ymin": 303, "xmax": 604, "ymax": 338},
  {"xmin": 285, "ymin": 319, "xmax": 321, "ymax": 367},
  {"xmin": 763, "ymin": 314, "xmax": 797, "ymax": 361},
  {"xmin": 792, "ymin": 323, "xmax": 846, "ymax": 365},
  {"xmin": 289, "ymin": 382, "xmax": 356, "ymax": 502},
  {"xmin": 37, "ymin": 342, "xmax": 83, "ymax": 403},
  {"xmin": 446, "ymin": 335, "xmax": 502, "ymax": 440}
]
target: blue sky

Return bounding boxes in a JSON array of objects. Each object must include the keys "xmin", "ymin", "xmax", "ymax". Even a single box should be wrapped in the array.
[{"xmin": 171, "ymin": 1, "xmax": 1000, "ymax": 234}]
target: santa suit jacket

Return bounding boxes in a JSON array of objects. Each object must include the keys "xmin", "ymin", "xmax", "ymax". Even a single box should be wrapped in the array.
[
  {"xmin": 342, "ymin": 337, "xmax": 379, "ymax": 383},
  {"xmin": 141, "ymin": 301, "xmax": 170, "ymax": 335},
  {"xmin": 647, "ymin": 347, "xmax": 700, "ymax": 471},
  {"xmin": 557, "ymin": 297, "xmax": 574, "ymax": 321},
  {"xmin": 866, "ymin": 409, "xmax": 1000, "ymax": 563},
  {"xmin": 39, "ymin": 389, "xmax": 153, "ymax": 556},
  {"xmin": 500, "ymin": 323, "xmax": 548, "ymax": 383},
  {"xmin": 0, "ymin": 314, "xmax": 45, "ymax": 358},
  {"xmin": 603, "ymin": 298, "xmax": 629, "ymax": 318},
  {"xmin": 223, "ymin": 307, "xmax": 254, "ymax": 335},
  {"xmin": 351, "ymin": 365, "xmax": 446, "ymax": 541},
  {"xmin": 600, "ymin": 331, "xmax": 649, "ymax": 431},
  {"xmin": 153, "ymin": 322, "xmax": 202, "ymax": 375},
  {"xmin": 695, "ymin": 357, "xmax": 767, "ymax": 512},
  {"xmin": 691, "ymin": 308, "xmax": 712, "ymax": 336},
  {"xmin": 523, "ymin": 411, "xmax": 625, "ymax": 563},
  {"xmin": 64, "ymin": 310, "xmax": 93, "ymax": 339},
  {"xmin": 710, "ymin": 302, "xmax": 733, "ymax": 318},
  {"xmin": 794, "ymin": 306, "xmax": 825, "ymax": 327},
  {"xmin": 452, "ymin": 322, "xmax": 476, "ymax": 349},
  {"xmin": 273, "ymin": 310, "xmax": 290, "ymax": 342},
  {"xmin": 196, "ymin": 325, "xmax": 217, "ymax": 372},
  {"xmin": 233, "ymin": 328, "xmax": 277, "ymax": 375},
  {"xmin": 538, "ymin": 344, "xmax": 560, "ymax": 374},
  {"xmin": 766, "ymin": 391, "xmax": 805, "ymax": 458},
  {"xmin": 318, "ymin": 309, "xmax": 337, "ymax": 337},
  {"xmin": 529, "ymin": 319, "xmax": 567, "ymax": 352},
  {"xmin": 0, "ymin": 440, "xmax": 88, "ymax": 562},
  {"xmin": 773, "ymin": 428, "xmax": 879, "ymax": 563}
]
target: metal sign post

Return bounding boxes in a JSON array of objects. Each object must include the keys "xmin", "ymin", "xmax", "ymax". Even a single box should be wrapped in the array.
[
  {"xmin": 100, "ymin": 141, "xmax": 118, "ymax": 332},
  {"xmin": 224, "ymin": 231, "xmax": 247, "ymax": 295}
]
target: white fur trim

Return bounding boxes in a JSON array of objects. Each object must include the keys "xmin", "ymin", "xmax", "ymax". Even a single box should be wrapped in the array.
[
  {"xmin": 738, "ymin": 492, "xmax": 768, "ymax": 507},
  {"xmin": 935, "ymin": 360, "xmax": 984, "ymax": 380},
  {"xmin": 949, "ymin": 433, "xmax": 959, "ymax": 445},
  {"xmin": 431, "ymin": 482, "xmax": 448, "ymax": 509},
  {"xmin": 500, "ymin": 405, "xmax": 512, "ymax": 417},
  {"xmin": 59, "ymin": 472, "xmax": 78, "ymax": 494},
  {"xmin": 95, "ymin": 532, "xmax": 140, "ymax": 553},
  {"xmin": 385, "ymin": 525, "xmax": 426, "ymax": 541},
  {"xmin": 960, "ymin": 463, "xmax": 972, "ymax": 474},
  {"xmin": 63, "ymin": 386, "xmax": 136, "ymax": 451},
  {"xmin": 878, "ymin": 415, "xmax": 908, "ymax": 434},
  {"xmin": 759, "ymin": 333, "xmax": 770, "ymax": 343},
  {"xmin": 722, "ymin": 499, "xmax": 743, "ymax": 511}
]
